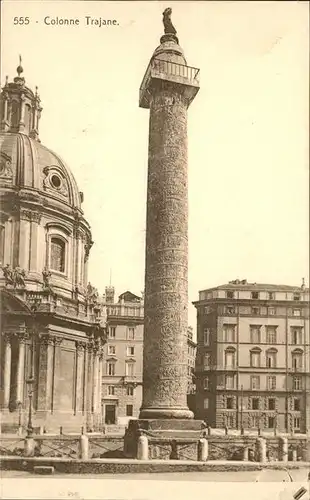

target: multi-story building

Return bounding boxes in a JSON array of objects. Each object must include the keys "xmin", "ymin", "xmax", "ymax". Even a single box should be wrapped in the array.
[
  {"xmin": 193, "ymin": 279, "xmax": 310, "ymax": 433},
  {"xmin": 187, "ymin": 326, "xmax": 197, "ymax": 414},
  {"xmin": 101, "ymin": 288, "xmax": 197, "ymax": 428},
  {"xmin": 101, "ymin": 288, "xmax": 144, "ymax": 428}
]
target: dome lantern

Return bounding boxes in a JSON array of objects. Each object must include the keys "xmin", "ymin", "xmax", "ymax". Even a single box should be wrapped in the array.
[{"xmin": 0, "ymin": 56, "xmax": 42, "ymax": 141}]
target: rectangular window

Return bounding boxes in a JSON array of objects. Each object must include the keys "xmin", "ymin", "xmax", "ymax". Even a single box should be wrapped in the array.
[
  {"xmin": 266, "ymin": 352, "xmax": 277, "ymax": 368},
  {"xmin": 252, "ymin": 398, "xmax": 259, "ymax": 410},
  {"xmin": 203, "ymin": 398, "xmax": 209, "ymax": 409},
  {"xmin": 266, "ymin": 326, "xmax": 277, "ymax": 344},
  {"xmin": 108, "ymin": 327, "xmax": 116, "ymax": 339},
  {"xmin": 292, "ymin": 353, "xmax": 303, "ymax": 370},
  {"xmin": 294, "ymin": 398, "xmax": 300, "ymax": 411},
  {"xmin": 250, "ymin": 326, "xmax": 261, "ymax": 344},
  {"xmin": 107, "ymin": 362, "xmax": 115, "ymax": 376},
  {"xmin": 251, "ymin": 292, "xmax": 259, "ymax": 299},
  {"xmin": 127, "ymin": 386, "xmax": 134, "ymax": 396},
  {"xmin": 251, "ymin": 376, "xmax": 260, "ymax": 390},
  {"xmin": 291, "ymin": 327, "xmax": 303, "ymax": 345},
  {"xmin": 204, "ymin": 306, "xmax": 211, "ymax": 315},
  {"xmin": 293, "ymin": 294, "xmax": 301, "ymax": 301},
  {"xmin": 225, "ymin": 306, "xmax": 235, "ymax": 315},
  {"xmin": 128, "ymin": 327, "xmax": 135, "ymax": 340},
  {"xmin": 226, "ymin": 291, "xmax": 235, "ymax": 299},
  {"xmin": 293, "ymin": 309, "xmax": 301, "ymax": 317},
  {"xmin": 226, "ymin": 397, "xmax": 233, "ymax": 409},
  {"xmin": 268, "ymin": 416, "xmax": 275, "ymax": 429},
  {"xmin": 108, "ymin": 386, "xmax": 115, "ymax": 396},
  {"xmin": 227, "ymin": 415, "xmax": 234, "ymax": 428},
  {"xmin": 293, "ymin": 417, "xmax": 300, "ymax": 430},
  {"xmin": 225, "ymin": 351, "xmax": 235, "ymax": 368},
  {"xmin": 268, "ymin": 307, "xmax": 276, "ymax": 316},
  {"xmin": 293, "ymin": 376, "xmax": 302, "ymax": 390},
  {"xmin": 108, "ymin": 345, "xmax": 116, "ymax": 355},
  {"xmin": 223, "ymin": 325, "xmax": 235, "ymax": 343},
  {"xmin": 127, "ymin": 346, "xmax": 135, "ymax": 356},
  {"xmin": 203, "ymin": 377, "xmax": 209, "ymax": 390},
  {"xmin": 203, "ymin": 328, "xmax": 210, "ymax": 345},
  {"xmin": 250, "ymin": 351, "xmax": 261, "ymax": 367},
  {"xmin": 252, "ymin": 415, "xmax": 260, "ymax": 428},
  {"xmin": 225, "ymin": 375, "xmax": 234, "ymax": 389},
  {"xmin": 126, "ymin": 404, "xmax": 133, "ymax": 417},
  {"xmin": 204, "ymin": 353, "xmax": 211, "ymax": 368},
  {"xmin": 252, "ymin": 307, "xmax": 260, "ymax": 316},
  {"xmin": 268, "ymin": 292, "xmax": 275, "ymax": 300},
  {"xmin": 267, "ymin": 375, "xmax": 276, "ymax": 390},
  {"xmin": 125, "ymin": 362, "xmax": 135, "ymax": 377},
  {"xmin": 268, "ymin": 398, "xmax": 275, "ymax": 410}
]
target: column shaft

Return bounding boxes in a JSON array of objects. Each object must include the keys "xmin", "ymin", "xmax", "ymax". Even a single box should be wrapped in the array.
[
  {"xmin": 3, "ymin": 336, "xmax": 12, "ymax": 407},
  {"xmin": 140, "ymin": 88, "xmax": 192, "ymax": 419},
  {"xmin": 16, "ymin": 337, "xmax": 26, "ymax": 402}
]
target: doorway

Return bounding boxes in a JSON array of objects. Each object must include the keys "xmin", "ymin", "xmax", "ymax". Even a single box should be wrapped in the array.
[{"xmin": 105, "ymin": 404, "xmax": 116, "ymax": 424}]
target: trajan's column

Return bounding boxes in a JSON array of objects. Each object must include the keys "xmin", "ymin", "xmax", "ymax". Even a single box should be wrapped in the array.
[
  {"xmin": 139, "ymin": 8, "xmax": 200, "ymax": 420},
  {"xmin": 125, "ymin": 9, "xmax": 203, "ymax": 457}
]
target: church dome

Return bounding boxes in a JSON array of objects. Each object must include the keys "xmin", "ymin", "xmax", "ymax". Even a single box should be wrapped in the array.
[
  {"xmin": 0, "ymin": 60, "xmax": 82, "ymax": 211},
  {"xmin": 0, "ymin": 132, "xmax": 82, "ymax": 210},
  {"xmin": 0, "ymin": 59, "xmax": 92, "ymax": 299}
]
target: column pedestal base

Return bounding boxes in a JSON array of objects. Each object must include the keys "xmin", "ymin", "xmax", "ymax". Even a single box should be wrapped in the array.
[{"xmin": 124, "ymin": 419, "xmax": 206, "ymax": 460}]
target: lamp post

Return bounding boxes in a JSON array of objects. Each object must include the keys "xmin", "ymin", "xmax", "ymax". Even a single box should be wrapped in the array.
[{"xmin": 26, "ymin": 375, "xmax": 34, "ymax": 437}]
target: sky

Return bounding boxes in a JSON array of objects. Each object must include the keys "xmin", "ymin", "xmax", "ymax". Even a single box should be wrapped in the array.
[{"xmin": 1, "ymin": 1, "xmax": 309, "ymax": 329}]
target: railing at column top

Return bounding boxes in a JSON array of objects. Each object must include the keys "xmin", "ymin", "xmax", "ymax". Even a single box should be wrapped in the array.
[{"xmin": 140, "ymin": 58, "xmax": 200, "ymax": 105}]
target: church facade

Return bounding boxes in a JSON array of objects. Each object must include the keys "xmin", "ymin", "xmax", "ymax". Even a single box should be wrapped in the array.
[{"xmin": 0, "ymin": 62, "xmax": 107, "ymax": 433}]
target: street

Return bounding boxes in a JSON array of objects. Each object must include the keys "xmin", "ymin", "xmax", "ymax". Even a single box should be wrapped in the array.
[{"xmin": 1, "ymin": 468, "xmax": 309, "ymax": 500}]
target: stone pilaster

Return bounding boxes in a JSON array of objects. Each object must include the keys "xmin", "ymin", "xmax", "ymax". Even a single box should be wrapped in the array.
[
  {"xmin": 92, "ymin": 347, "xmax": 99, "ymax": 413},
  {"xmin": 75, "ymin": 341, "xmax": 85, "ymax": 413},
  {"xmin": 37, "ymin": 334, "xmax": 54, "ymax": 411},
  {"xmin": 3, "ymin": 333, "xmax": 12, "ymax": 407},
  {"xmin": 86, "ymin": 339, "xmax": 94, "ymax": 430}
]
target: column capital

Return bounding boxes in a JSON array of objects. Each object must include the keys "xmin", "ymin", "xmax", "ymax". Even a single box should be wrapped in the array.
[
  {"xmin": 38, "ymin": 333, "xmax": 54, "ymax": 346},
  {"xmin": 54, "ymin": 337, "xmax": 63, "ymax": 347},
  {"xmin": 19, "ymin": 331, "xmax": 30, "ymax": 344},
  {"xmin": 76, "ymin": 341, "xmax": 86, "ymax": 356},
  {"xmin": 3, "ymin": 332, "xmax": 14, "ymax": 345}
]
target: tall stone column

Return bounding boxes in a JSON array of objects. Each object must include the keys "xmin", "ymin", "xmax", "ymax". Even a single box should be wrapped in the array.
[
  {"xmin": 139, "ymin": 26, "xmax": 200, "ymax": 420},
  {"xmin": 86, "ymin": 339, "xmax": 94, "ymax": 430},
  {"xmin": 16, "ymin": 331, "xmax": 28, "ymax": 403},
  {"xmin": 3, "ymin": 334, "xmax": 12, "ymax": 407},
  {"xmin": 75, "ymin": 342, "xmax": 85, "ymax": 414},
  {"xmin": 92, "ymin": 347, "xmax": 99, "ymax": 412}
]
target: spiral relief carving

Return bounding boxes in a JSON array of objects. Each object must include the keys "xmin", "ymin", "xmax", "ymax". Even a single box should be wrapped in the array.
[{"xmin": 141, "ymin": 87, "xmax": 192, "ymax": 418}]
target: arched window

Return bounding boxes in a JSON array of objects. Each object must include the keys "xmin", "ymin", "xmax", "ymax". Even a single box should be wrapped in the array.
[
  {"xmin": 266, "ymin": 348, "xmax": 278, "ymax": 368},
  {"xmin": 250, "ymin": 347, "xmax": 261, "ymax": 368},
  {"xmin": 225, "ymin": 347, "xmax": 236, "ymax": 368},
  {"xmin": 50, "ymin": 237, "xmax": 66, "ymax": 273},
  {"xmin": 292, "ymin": 349, "xmax": 303, "ymax": 370}
]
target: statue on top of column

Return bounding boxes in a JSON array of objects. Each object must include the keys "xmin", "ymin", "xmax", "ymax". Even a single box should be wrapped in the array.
[{"xmin": 163, "ymin": 7, "xmax": 177, "ymax": 35}]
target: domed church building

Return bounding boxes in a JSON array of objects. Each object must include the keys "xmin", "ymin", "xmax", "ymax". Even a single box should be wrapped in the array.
[{"xmin": 0, "ymin": 61, "xmax": 107, "ymax": 433}]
